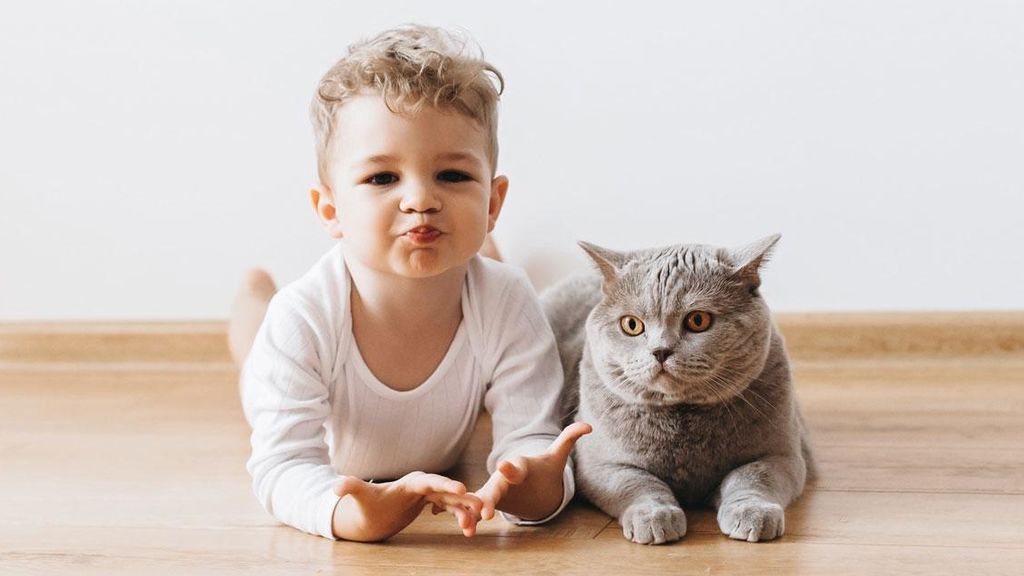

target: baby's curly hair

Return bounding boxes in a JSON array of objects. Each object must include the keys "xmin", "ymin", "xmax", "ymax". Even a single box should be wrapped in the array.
[{"xmin": 311, "ymin": 25, "xmax": 505, "ymax": 185}]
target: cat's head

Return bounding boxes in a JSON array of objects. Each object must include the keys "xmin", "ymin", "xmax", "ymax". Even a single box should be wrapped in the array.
[{"xmin": 581, "ymin": 235, "xmax": 780, "ymax": 407}]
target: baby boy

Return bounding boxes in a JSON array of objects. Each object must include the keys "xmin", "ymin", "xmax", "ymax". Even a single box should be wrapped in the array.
[{"xmin": 228, "ymin": 25, "xmax": 590, "ymax": 542}]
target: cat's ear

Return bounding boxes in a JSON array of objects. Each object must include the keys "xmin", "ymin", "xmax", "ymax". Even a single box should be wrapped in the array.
[
  {"xmin": 726, "ymin": 234, "xmax": 781, "ymax": 292},
  {"xmin": 578, "ymin": 241, "xmax": 625, "ymax": 284}
]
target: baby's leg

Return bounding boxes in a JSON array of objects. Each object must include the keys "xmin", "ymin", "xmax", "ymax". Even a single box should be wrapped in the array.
[{"xmin": 228, "ymin": 268, "xmax": 277, "ymax": 368}]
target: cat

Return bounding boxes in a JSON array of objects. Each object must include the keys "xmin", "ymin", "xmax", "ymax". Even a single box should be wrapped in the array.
[{"xmin": 542, "ymin": 234, "xmax": 815, "ymax": 545}]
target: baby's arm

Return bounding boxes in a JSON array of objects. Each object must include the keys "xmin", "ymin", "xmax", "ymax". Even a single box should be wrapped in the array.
[
  {"xmin": 245, "ymin": 293, "xmax": 478, "ymax": 541},
  {"xmin": 476, "ymin": 273, "xmax": 590, "ymax": 522}
]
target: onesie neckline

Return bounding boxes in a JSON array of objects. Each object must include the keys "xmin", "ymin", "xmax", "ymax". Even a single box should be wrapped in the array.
[{"xmin": 343, "ymin": 256, "xmax": 471, "ymax": 401}]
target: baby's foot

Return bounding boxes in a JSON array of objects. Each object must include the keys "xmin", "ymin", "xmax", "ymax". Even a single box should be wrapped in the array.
[
  {"xmin": 619, "ymin": 501, "xmax": 687, "ymax": 545},
  {"xmin": 228, "ymin": 268, "xmax": 277, "ymax": 366},
  {"xmin": 717, "ymin": 498, "xmax": 785, "ymax": 542}
]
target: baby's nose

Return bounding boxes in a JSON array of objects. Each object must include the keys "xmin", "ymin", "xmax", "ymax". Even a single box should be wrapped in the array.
[{"xmin": 399, "ymin": 182, "xmax": 442, "ymax": 213}]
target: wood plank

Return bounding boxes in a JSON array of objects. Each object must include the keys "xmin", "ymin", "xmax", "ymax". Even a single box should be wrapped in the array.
[
  {"xmin": 1, "ymin": 529, "xmax": 1022, "ymax": 576},
  {"xmin": 812, "ymin": 445, "xmax": 1024, "ymax": 495},
  {"xmin": 795, "ymin": 360, "xmax": 1024, "ymax": 450}
]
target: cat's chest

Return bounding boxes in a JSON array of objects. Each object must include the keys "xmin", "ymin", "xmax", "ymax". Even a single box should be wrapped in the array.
[
  {"xmin": 613, "ymin": 403, "xmax": 738, "ymax": 461},
  {"xmin": 580, "ymin": 392, "xmax": 766, "ymax": 501}
]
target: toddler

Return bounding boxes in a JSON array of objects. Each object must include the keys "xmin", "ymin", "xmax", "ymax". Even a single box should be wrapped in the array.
[{"xmin": 229, "ymin": 25, "xmax": 590, "ymax": 542}]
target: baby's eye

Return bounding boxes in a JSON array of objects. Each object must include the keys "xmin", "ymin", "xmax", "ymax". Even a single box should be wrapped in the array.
[
  {"xmin": 367, "ymin": 173, "xmax": 398, "ymax": 186},
  {"xmin": 437, "ymin": 170, "xmax": 472, "ymax": 183}
]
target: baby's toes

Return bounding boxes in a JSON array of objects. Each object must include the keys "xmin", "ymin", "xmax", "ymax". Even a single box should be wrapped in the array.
[
  {"xmin": 717, "ymin": 499, "xmax": 785, "ymax": 543},
  {"xmin": 620, "ymin": 502, "xmax": 687, "ymax": 545}
]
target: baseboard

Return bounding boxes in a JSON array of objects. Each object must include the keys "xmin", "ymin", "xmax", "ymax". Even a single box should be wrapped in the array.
[
  {"xmin": 776, "ymin": 311, "xmax": 1024, "ymax": 360},
  {"xmin": 0, "ymin": 322, "xmax": 230, "ymax": 366},
  {"xmin": 0, "ymin": 312, "xmax": 1021, "ymax": 366}
]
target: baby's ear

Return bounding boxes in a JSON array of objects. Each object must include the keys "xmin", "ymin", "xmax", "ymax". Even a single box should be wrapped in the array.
[
  {"xmin": 727, "ymin": 234, "xmax": 781, "ymax": 292},
  {"xmin": 578, "ymin": 241, "xmax": 626, "ymax": 285},
  {"xmin": 487, "ymin": 175, "xmax": 509, "ymax": 232},
  {"xmin": 310, "ymin": 186, "xmax": 343, "ymax": 239}
]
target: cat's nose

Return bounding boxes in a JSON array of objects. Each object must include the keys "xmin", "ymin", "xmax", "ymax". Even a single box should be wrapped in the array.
[{"xmin": 652, "ymin": 348, "xmax": 673, "ymax": 364}]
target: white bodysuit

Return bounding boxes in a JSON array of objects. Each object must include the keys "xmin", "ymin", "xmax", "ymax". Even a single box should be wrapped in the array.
[{"xmin": 242, "ymin": 244, "xmax": 572, "ymax": 539}]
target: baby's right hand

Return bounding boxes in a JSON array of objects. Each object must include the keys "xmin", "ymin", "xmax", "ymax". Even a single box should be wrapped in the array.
[{"xmin": 331, "ymin": 472, "xmax": 483, "ymax": 542}]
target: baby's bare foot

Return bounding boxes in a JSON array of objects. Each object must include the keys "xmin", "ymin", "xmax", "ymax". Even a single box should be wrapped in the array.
[{"xmin": 228, "ymin": 268, "xmax": 277, "ymax": 366}]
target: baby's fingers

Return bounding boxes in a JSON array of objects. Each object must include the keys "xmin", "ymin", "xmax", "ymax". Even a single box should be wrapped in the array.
[
  {"xmin": 427, "ymin": 491, "xmax": 484, "ymax": 518},
  {"xmin": 476, "ymin": 471, "xmax": 511, "ymax": 521},
  {"xmin": 425, "ymin": 493, "xmax": 482, "ymax": 537},
  {"xmin": 546, "ymin": 422, "xmax": 593, "ymax": 461},
  {"xmin": 452, "ymin": 504, "xmax": 479, "ymax": 537},
  {"xmin": 498, "ymin": 458, "xmax": 528, "ymax": 485},
  {"xmin": 402, "ymin": 472, "xmax": 467, "ymax": 497}
]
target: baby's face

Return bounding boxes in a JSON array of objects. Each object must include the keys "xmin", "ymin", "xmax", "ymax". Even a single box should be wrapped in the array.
[{"xmin": 319, "ymin": 94, "xmax": 504, "ymax": 279}]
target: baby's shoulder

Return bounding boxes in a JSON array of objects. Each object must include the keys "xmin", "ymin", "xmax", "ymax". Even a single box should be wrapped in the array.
[
  {"xmin": 466, "ymin": 255, "xmax": 537, "ymax": 309},
  {"xmin": 463, "ymin": 257, "xmax": 544, "ymax": 354},
  {"xmin": 263, "ymin": 244, "xmax": 349, "ymax": 342}
]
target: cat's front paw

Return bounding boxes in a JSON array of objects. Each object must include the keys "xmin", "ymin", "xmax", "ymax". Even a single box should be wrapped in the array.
[
  {"xmin": 717, "ymin": 498, "xmax": 785, "ymax": 542},
  {"xmin": 619, "ymin": 502, "xmax": 687, "ymax": 545}
]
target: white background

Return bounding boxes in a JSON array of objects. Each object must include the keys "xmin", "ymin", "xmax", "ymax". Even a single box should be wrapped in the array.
[{"xmin": 2, "ymin": 0, "xmax": 1022, "ymax": 320}]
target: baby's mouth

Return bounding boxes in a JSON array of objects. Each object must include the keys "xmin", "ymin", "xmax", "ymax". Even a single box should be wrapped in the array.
[{"xmin": 403, "ymin": 225, "xmax": 442, "ymax": 245}]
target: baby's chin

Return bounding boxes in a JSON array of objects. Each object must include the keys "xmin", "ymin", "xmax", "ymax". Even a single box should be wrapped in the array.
[
  {"xmin": 383, "ymin": 239, "xmax": 483, "ymax": 277},
  {"xmin": 387, "ymin": 250, "xmax": 461, "ymax": 278}
]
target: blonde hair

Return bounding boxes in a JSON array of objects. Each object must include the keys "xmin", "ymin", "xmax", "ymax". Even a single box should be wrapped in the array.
[{"xmin": 311, "ymin": 25, "xmax": 504, "ymax": 185}]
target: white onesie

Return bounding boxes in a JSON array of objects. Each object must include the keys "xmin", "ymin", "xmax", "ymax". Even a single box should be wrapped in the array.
[{"xmin": 242, "ymin": 244, "xmax": 572, "ymax": 539}]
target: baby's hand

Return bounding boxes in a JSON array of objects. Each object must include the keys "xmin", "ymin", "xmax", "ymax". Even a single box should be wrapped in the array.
[
  {"xmin": 331, "ymin": 471, "xmax": 483, "ymax": 542},
  {"xmin": 475, "ymin": 422, "xmax": 592, "ymax": 522}
]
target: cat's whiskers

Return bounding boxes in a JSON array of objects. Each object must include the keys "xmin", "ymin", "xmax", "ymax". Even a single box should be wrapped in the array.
[
  {"xmin": 700, "ymin": 377, "xmax": 740, "ymax": 422},
  {"xmin": 714, "ymin": 363, "xmax": 779, "ymax": 414},
  {"xmin": 594, "ymin": 370, "xmax": 645, "ymax": 410},
  {"xmin": 706, "ymin": 371, "xmax": 771, "ymax": 421}
]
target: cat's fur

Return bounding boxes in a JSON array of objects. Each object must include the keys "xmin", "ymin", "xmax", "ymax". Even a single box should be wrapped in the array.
[{"xmin": 542, "ymin": 235, "xmax": 814, "ymax": 544}]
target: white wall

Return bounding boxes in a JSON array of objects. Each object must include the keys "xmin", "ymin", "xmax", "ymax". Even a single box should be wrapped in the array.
[{"xmin": 2, "ymin": 0, "xmax": 1022, "ymax": 321}]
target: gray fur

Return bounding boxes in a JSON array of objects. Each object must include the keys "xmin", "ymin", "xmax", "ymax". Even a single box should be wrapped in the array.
[{"xmin": 542, "ymin": 235, "xmax": 815, "ymax": 545}]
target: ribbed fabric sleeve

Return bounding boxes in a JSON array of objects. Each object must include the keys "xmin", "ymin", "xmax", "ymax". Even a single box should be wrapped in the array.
[
  {"xmin": 243, "ymin": 291, "xmax": 342, "ymax": 540},
  {"xmin": 482, "ymin": 270, "xmax": 576, "ymax": 524}
]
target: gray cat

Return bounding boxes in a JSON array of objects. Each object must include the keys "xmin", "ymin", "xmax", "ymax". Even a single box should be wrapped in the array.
[{"xmin": 542, "ymin": 235, "xmax": 814, "ymax": 545}]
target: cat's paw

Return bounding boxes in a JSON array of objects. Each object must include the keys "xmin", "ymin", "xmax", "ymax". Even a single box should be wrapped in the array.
[
  {"xmin": 619, "ymin": 502, "xmax": 687, "ymax": 545},
  {"xmin": 717, "ymin": 498, "xmax": 785, "ymax": 542}
]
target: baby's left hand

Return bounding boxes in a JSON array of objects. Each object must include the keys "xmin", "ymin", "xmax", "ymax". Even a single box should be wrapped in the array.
[{"xmin": 474, "ymin": 422, "xmax": 592, "ymax": 522}]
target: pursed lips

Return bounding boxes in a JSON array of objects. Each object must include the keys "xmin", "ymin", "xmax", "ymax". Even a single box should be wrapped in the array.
[{"xmin": 402, "ymin": 224, "xmax": 443, "ymax": 245}]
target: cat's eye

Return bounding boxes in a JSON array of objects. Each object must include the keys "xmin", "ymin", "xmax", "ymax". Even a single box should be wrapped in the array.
[
  {"xmin": 684, "ymin": 311, "xmax": 713, "ymax": 333},
  {"xmin": 619, "ymin": 315, "xmax": 645, "ymax": 337}
]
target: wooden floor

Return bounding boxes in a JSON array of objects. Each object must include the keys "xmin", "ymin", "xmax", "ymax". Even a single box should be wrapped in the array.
[{"xmin": 1, "ymin": 317, "xmax": 1023, "ymax": 575}]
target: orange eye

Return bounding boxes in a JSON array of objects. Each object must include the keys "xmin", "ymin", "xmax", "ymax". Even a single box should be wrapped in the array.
[
  {"xmin": 619, "ymin": 315, "xmax": 645, "ymax": 336},
  {"xmin": 684, "ymin": 311, "xmax": 713, "ymax": 333}
]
